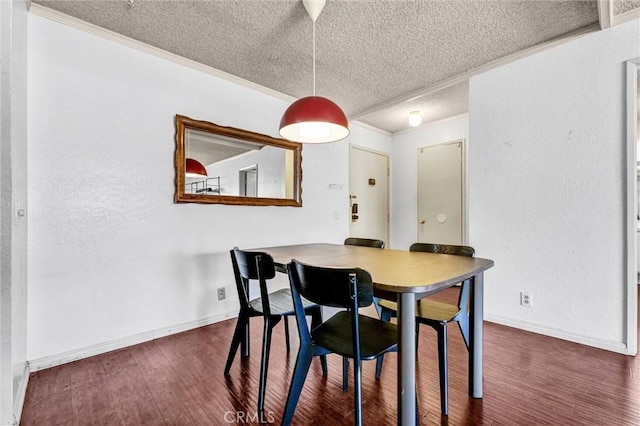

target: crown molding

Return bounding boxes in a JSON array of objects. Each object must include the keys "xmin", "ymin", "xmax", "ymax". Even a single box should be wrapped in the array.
[
  {"xmin": 612, "ymin": 8, "xmax": 640, "ymax": 27},
  {"xmin": 350, "ymin": 23, "xmax": 600, "ymax": 120},
  {"xmin": 27, "ymin": 3, "xmax": 297, "ymax": 105},
  {"xmin": 28, "ymin": 3, "xmax": 395, "ymax": 135},
  {"xmin": 350, "ymin": 120, "xmax": 392, "ymax": 137},
  {"xmin": 393, "ymin": 113, "xmax": 469, "ymax": 137},
  {"xmin": 597, "ymin": 0, "xmax": 612, "ymax": 29}
]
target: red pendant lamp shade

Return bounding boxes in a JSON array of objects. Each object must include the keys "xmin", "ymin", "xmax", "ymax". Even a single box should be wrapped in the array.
[
  {"xmin": 279, "ymin": 96, "xmax": 349, "ymax": 143},
  {"xmin": 279, "ymin": 0, "xmax": 349, "ymax": 144},
  {"xmin": 185, "ymin": 158, "xmax": 208, "ymax": 178}
]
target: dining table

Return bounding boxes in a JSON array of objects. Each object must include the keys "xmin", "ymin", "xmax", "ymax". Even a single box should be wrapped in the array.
[{"xmin": 253, "ymin": 243, "xmax": 494, "ymax": 426}]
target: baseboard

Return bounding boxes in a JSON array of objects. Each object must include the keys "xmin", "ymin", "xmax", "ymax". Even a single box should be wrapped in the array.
[
  {"xmin": 28, "ymin": 312, "xmax": 236, "ymax": 372},
  {"xmin": 13, "ymin": 363, "xmax": 30, "ymax": 426},
  {"xmin": 485, "ymin": 314, "xmax": 630, "ymax": 355}
]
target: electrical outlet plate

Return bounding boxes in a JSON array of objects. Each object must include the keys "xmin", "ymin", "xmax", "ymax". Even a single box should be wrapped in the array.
[
  {"xmin": 520, "ymin": 291, "xmax": 531, "ymax": 307},
  {"xmin": 217, "ymin": 287, "xmax": 226, "ymax": 301}
]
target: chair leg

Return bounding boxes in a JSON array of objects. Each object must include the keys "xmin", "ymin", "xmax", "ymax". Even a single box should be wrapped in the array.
[
  {"xmin": 309, "ymin": 307, "xmax": 328, "ymax": 376},
  {"xmin": 353, "ymin": 357, "xmax": 363, "ymax": 426},
  {"xmin": 437, "ymin": 323, "xmax": 449, "ymax": 415},
  {"xmin": 282, "ymin": 347, "xmax": 313, "ymax": 426},
  {"xmin": 457, "ymin": 315, "xmax": 470, "ymax": 350},
  {"xmin": 241, "ymin": 312, "xmax": 250, "ymax": 358},
  {"xmin": 284, "ymin": 316, "xmax": 291, "ymax": 353},
  {"xmin": 342, "ymin": 357, "xmax": 349, "ymax": 392},
  {"xmin": 375, "ymin": 354, "xmax": 384, "ymax": 380},
  {"xmin": 372, "ymin": 296, "xmax": 383, "ymax": 318},
  {"xmin": 375, "ymin": 307, "xmax": 394, "ymax": 379},
  {"xmin": 257, "ymin": 317, "xmax": 274, "ymax": 417},
  {"xmin": 224, "ymin": 314, "xmax": 247, "ymax": 375}
]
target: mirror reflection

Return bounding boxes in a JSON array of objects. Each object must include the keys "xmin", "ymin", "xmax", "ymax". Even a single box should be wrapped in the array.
[{"xmin": 174, "ymin": 115, "xmax": 302, "ymax": 206}]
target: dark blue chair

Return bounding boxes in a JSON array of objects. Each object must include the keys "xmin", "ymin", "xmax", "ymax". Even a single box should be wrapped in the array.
[
  {"xmin": 282, "ymin": 259, "xmax": 398, "ymax": 426},
  {"xmin": 224, "ymin": 248, "xmax": 325, "ymax": 421},
  {"xmin": 342, "ymin": 237, "xmax": 385, "ymax": 391},
  {"xmin": 375, "ymin": 242, "xmax": 475, "ymax": 415}
]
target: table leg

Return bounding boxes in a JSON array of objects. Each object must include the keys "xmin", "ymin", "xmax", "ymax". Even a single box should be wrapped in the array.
[
  {"xmin": 398, "ymin": 292, "xmax": 416, "ymax": 426},
  {"xmin": 469, "ymin": 272, "xmax": 484, "ymax": 398}
]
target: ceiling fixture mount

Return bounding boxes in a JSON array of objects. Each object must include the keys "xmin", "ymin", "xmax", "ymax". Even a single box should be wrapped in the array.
[
  {"xmin": 279, "ymin": 0, "xmax": 349, "ymax": 143},
  {"xmin": 185, "ymin": 158, "xmax": 208, "ymax": 179},
  {"xmin": 409, "ymin": 110, "xmax": 422, "ymax": 127}
]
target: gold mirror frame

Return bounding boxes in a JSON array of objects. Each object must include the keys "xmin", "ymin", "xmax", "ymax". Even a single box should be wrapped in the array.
[{"xmin": 174, "ymin": 115, "xmax": 302, "ymax": 206}]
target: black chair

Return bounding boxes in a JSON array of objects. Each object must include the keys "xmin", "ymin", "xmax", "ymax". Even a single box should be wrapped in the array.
[
  {"xmin": 344, "ymin": 237, "xmax": 385, "ymax": 249},
  {"xmin": 224, "ymin": 248, "xmax": 325, "ymax": 420},
  {"xmin": 282, "ymin": 259, "xmax": 398, "ymax": 426},
  {"xmin": 375, "ymin": 242, "xmax": 475, "ymax": 415},
  {"xmin": 342, "ymin": 237, "xmax": 385, "ymax": 390}
]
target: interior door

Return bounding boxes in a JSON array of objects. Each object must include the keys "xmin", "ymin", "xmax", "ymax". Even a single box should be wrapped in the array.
[
  {"xmin": 418, "ymin": 140, "xmax": 463, "ymax": 245},
  {"xmin": 239, "ymin": 165, "xmax": 258, "ymax": 197},
  {"xmin": 349, "ymin": 146, "xmax": 389, "ymax": 244}
]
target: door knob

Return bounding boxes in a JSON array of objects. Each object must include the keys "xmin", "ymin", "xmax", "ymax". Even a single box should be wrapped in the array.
[{"xmin": 419, "ymin": 219, "xmax": 425, "ymax": 224}]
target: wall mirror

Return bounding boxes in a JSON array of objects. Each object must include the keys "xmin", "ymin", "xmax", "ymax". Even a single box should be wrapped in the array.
[{"xmin": 174, "ymin": 115, "xmax": 302, "ymax": 206}]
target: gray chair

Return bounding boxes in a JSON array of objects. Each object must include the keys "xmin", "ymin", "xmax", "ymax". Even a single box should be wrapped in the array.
[{"xmin": 375, "ymin": 242, "xmax": 475, "ymax": 415}]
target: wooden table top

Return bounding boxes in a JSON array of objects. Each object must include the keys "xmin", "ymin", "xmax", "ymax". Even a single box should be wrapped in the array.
[{"xmin": 254, "ymin": 243, "xmax": 494, "ymax": 295}]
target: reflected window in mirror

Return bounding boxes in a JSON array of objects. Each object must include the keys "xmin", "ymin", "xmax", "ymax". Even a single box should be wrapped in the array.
[{"xmin": 175, "ymin": 115, "xmax": 302, "ymax": 206}]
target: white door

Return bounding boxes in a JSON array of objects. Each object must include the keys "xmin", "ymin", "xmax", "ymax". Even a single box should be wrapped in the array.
[
  {"xmin": 349, "ymin": 146, "xmax": 389, "ymax": 244},
  {"xmin": 417, "ymin": 140, "xmax": 463, "ymax": 245},
  {"xmin": 239, "ymin": 165, "xmax": 258, "ymax": 197}
]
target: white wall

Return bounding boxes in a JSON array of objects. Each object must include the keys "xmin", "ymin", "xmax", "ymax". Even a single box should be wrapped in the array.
[
  {"xmin": 27, "ymin": 14, "xmax": 390, "ymax": 364},
  {"xmin": 468, "ymin": 20, "xmax": 639, "ymax": 353},
  {"xmin": 205, "ymin": 146, "xmax": 286, "ymax": 198},
  {"xmin": 1, "ymin": 0, "xmax": 29, "ymax": 424},
  {"xmin": 390, "ymin": 117, "xmax": 468, "ymax": 249}
]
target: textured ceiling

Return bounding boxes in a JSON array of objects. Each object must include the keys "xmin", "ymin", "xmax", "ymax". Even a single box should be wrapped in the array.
[{"xmin": 31, "ymin": 0, "xmax": 636, "ymax": 134}]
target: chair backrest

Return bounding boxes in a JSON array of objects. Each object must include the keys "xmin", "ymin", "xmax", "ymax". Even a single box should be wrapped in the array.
[
  {"xmin": 287, "ymin": 259, "xmax": 372, "ymax": 351},
  {"xmin": 344, "ymin": 237, "xmax": 385, "ymax": 249},
  {"xmin": 409, "ymin": 243, "xmax": 475, "ymax": 310},
  {"xmin": 409, "ymin": 242, "xmax": 474, "ymax": 257},
  {"xmin": 288, "ymin": 259, "xmax": 373, "ymax": 309},
  {"xmin": 230, "ymin": 247, "xmax": 277, "ymax": 315}
]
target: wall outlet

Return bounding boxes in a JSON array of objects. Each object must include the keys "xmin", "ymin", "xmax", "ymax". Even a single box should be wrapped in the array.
[
  {"xmin": 217, "ymin": 287, "xmax": 226, "ymax": 301},
  {"xmin": 520, "ymin": 291, "xmax": 532, "ymax": 307}
]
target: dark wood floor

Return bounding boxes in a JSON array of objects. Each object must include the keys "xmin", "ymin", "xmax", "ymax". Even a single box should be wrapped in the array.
[{"xmin": 21, "ymin": 288, "xmax": 639, "ymax": 425}]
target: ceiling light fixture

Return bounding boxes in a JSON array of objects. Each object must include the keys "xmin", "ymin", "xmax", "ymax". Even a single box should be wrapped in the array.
[
  {"xmin": 409, "ymin": 111, "xmax": 422, "ymax": 127},
  {"xmin": 279, "ymin": 0, "xmax": 349, "ymax": 143},
  {"xmin": 185, "ymin": 158, "xmax": 208, "ymax": 179}
]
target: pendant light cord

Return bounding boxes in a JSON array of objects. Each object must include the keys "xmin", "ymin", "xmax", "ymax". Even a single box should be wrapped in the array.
[{"xmin": 312, "ymin": 19, "xmax": 316, "ymax": 96}]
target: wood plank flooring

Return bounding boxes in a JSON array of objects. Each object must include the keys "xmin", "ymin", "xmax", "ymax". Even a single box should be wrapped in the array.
[{"xmin": 21, "ymin": 288, "xmax": 640, "ymax": 425}]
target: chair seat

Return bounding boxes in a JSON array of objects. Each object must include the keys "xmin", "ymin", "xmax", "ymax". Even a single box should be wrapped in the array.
[
  {"xmin": 312, "ymin": 311, "xmax": 397, "ymax": 360},
  {"xmin": 378, "ymin": 298, "xmax": 461, "ymax": 323},
  {"xmin": 249, "ymin": 288, "xmax": 316, "ymax": 315}
]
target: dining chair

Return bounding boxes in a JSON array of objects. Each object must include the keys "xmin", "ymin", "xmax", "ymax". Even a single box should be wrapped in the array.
[
  {"xmin": 283, "ymin": 259, "xmax": 398, "ymax": 426},
  {"xmin": 342, "ymin": 237, "xmax": 385, "ymax": 391},
  {"xmin": 344, "ymin": 237, "xmax": 385, "ymax": 249},
  {"xmin": 224, "ymin": 248, "xmax": 325, "ymax": 420},
  {"xmin": 375, "ymin": 242, "xmax": 475, "ymax": 415}
]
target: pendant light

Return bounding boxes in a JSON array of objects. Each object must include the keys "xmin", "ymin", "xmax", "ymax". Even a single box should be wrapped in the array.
[
  {"xmin": 185, "ymin": 158, "xmax": 208, "ymax": 179},
  {"xmin": 279, "ymin": 0, "xmax": 349, "ymax": 143}
]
